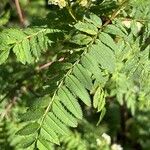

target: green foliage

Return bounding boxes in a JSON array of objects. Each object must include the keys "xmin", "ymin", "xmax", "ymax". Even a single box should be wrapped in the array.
[
  {"xmin": 0, "ymin": 0, "xmax": 150, "ymax": 150},
  {"xmin": 0, "ymin": 28, "xmax": 60, "ymax": 64}
]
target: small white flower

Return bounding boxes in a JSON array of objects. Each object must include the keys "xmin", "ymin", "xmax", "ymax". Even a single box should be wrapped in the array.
[
  {"xmin": 111, "ymin": 144, "xmax": 123, "ymax": 150},
  {"xmin": 96, "ymin": 138, "xmax": 102, "ymax": 146},
  {"xmin": 79, "ymin": 0, "xmax": 88, "ymax": 7},
  {"xmin": 102, "ymin": 133, "xmax": 111, "ymax": 144},
  {"xmin": 49, "ymin": 0, "xmax": 67, "ymax": 8}
]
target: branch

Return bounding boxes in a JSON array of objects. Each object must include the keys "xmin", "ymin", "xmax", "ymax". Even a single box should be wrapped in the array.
[
  {"xmin": 14, "ymin": 0, "xmax": 25, "ymax": 26},
  {"xmin": 0, "ymin": 97, "xmax": 17, "ymax": 121},
  {"xmin": 103, "ymin": 0, "xmax": 128, "ymax": 27},
  {"xmin": 37, "ymin": 57, "xmax": 64, "ymax": 71}
]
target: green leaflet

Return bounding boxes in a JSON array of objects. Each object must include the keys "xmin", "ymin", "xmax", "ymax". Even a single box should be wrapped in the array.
[
  {"xmin": 70, "ymin": 34, "xmax": 92, "ymax": 45},
  {"xmin": 58, "ymin": 86, "xmax": 83, "ymax": 119},
  {"xmin": 65, "ymin": 75, "xmax": 91, "ymax": 106},
  {"xmin": 37, "ymin": 32, "xmax": 46, "ymax": 50},
  {"xmin": 41, "ymin": 122, "xmax": 59, "ymax": 144},
  {"xmin": 21, "ymin": 38, "xmax": 34, "ymax": 63},
  {"xmin": 97, "ymin": 107, "xmax": 106, "ymax": 126},
  {"xmin": 89, "ymin": 40, "xmax": 116, "ymax": 73},
  {"xmin": 45, "ymin": 112, "xmax": 70, "ymax": 135},
  {"xmin": 52, "ymin": 98, "xmax": 78, "ymax": 127},
  {"xmin": 0, "ymin": 34, "xmax": 11, "ymax": 50},
  {"xmin": 19, "ymin": 136, "xmax": 36, "ymax": 148},
  {"xmin": 123, "ymin": 55, "xmax": 139, "ymax": 76},
  {"xmin": 0, "ymin": 10, "xmax": 10, "ymax": 26},
  {"xmin": 98, "ymin": 32, "xmax": 118, "ymax": 51},
  {"xmin": 32, "ymin": 95, "xmax": 51, "ymax": 109},
  {"xmin": 114, "ymin": 19, "xmax": 128, "ymax": 35},
  {"xmin": 73, "ymin": 64, "xmax": 93, "ymax": 90},
  {"xmin": 104, "ymin": 24, "xmax": 126, "ymax": 37},
  {"xmin": 74, "ymin": 21, "xmax": 98, "ymax": 35},
  {"xmin": 13, "ymin": 44, "xmax": 26, "ymax": 64},
  {"xmin": 0, "ymin": 49, "xmax": 10, "ymax": 65},
  {"xmin": 93, "ymin": 87, "xmax": 106, "ymax": 112},
  {"xmin": 30, "ymin": 36, "xmax": 41, "ymax": 58},
  {"xmin": 81, "ymin": 53, "xmax": 103, "ymax": 82},
  {"xmin": 84, "ymin": 13, "xmax": 102, "ymax": 28},
  {"xmin": 93, "ymin": 87, "xmax": 100, "ymax": 109},
  {"xmin": 16, "ymin": 122, "xmax": 39, "ymax": 135},
  {"xmin": 37, "ymin": 138, "xmax": 54, "ymax": 150},
  {"xmin": 19, "ymin": 109, "xmax": 45, "ymax": 122}
]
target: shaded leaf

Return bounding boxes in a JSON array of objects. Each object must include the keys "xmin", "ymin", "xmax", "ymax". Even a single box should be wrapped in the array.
[{"xmin": 16, "ymin": 122, "xmax": 39, "ymax": 135}]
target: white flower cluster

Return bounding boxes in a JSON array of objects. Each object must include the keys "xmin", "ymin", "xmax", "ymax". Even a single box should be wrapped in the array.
[
  {"xmin": 48, "ymin": 0, "xmax": 97, "ymax": 8},
  {"xmin": 49, "ymin": 0, "xmax": 67, "ymax": 8},
  {"xmin": 96, "ymin": 138, "xmax": 102, "ymax": 146},
  {"xmin": 111, "ymin": 144, "xmax": 123, "ymax": 150},
  {"xmin": 96, "ymin": 133, "xmax": 123, "ymax": 150},
  {"xmin": 102, "ymin": 133, "xmax": 111, "ymax": 144}
]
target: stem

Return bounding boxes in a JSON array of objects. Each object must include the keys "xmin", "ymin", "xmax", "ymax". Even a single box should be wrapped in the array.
[
  {"xmin": 66, "ymin": 6, "xmax": 77, "ymax": 21},
  {"xmin": 66, "ymin": 0, "xmax": 77, "ymax": 22}
]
